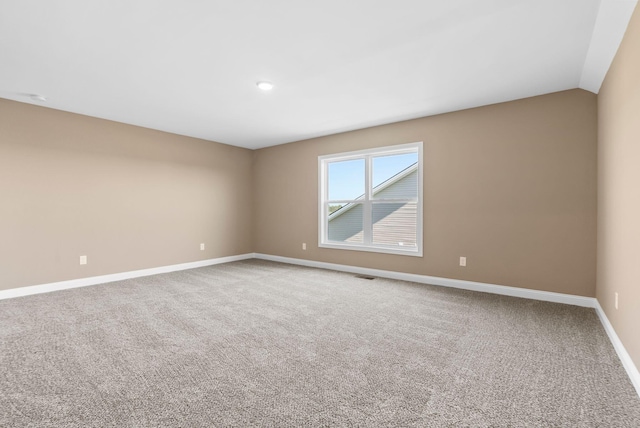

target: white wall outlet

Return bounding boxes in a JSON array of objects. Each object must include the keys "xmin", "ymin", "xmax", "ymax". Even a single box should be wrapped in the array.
[
  {"xmin": 79, "ymin": 255, "xmax": 87, "ymax": 265},
  {"xmin": 615, "ymin": 292, "xmax": 619, "ymax": 310},
  {"xmin": 302, "ymin": 243, "xmax": 307, "ymax": 250},
  {"xmin": 200, "ymin": 243, "xmax": 205, "ymax": 251},
  {"xmin": 459, "ymin": 256, "xmax": 467, "ymax": 267}
]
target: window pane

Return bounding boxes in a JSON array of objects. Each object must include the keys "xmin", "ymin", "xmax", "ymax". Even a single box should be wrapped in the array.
[
  {"xmin": 328, "ymin": 159, "xmax": 365, "ymax": 201},
  {"xmin": 372, "ymin": 152, "xmax": 418, "ymax": 199},
  {"xmin": 372, "ymin": 202, "xmax": 417, "ymax": 247},
  {"xmin": 327, "ymin": 203, "xmax": 363, "ymax": 243}
]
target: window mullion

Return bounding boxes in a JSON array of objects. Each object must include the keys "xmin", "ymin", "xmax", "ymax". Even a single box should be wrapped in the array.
[
  {"xmin": 321, "ymin": 161, "xmax": 328, "ymax": 244},
  {"xmin": 363, "ymin": 155, "xmax": 372, "ymax": 245}
]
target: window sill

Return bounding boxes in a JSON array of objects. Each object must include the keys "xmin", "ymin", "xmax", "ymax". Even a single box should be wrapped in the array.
[{"xmin": 319, "ymin": 242, "xmax": 423, "ymax": 257}]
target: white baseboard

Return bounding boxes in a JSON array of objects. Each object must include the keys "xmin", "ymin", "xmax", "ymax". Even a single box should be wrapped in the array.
[
  {"xmin": 1, "ymin": 252, "xmax": 594, "ymax": 307},
  {"xmin": 254, "ymin": 253, "xmax": 596, "ymax": 308},
  {"xmin": 594, "ymin": 300, "xmax": 640, "ymax": 397},
  {"xmin": 0, "ymin": 253, "xmax": 255, "ymax": 301}
]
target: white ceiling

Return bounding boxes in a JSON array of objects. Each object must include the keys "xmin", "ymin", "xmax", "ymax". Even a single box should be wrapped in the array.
[{"xmin": 0, "ymin": 0, "xmax": 637, "ymax": 149}]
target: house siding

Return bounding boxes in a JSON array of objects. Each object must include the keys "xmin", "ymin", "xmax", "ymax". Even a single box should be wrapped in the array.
[
  {"xmin": 328, "ymin": 170, "xmax": 417, "ymax": 245},
  {"xmin": 372, "ymin": 202, "xmax": 417, "ymax": 247},
  {"xmin": 374, "ymin": 170, "xmax": 418, "ymax": 199},
  {"xmin": 328, "ymin": 204, "xmax": 364, "ymax": 242}
]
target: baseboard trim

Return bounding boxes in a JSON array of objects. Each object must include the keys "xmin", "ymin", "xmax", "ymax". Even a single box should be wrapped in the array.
[
  {"xmin": 1, "ymin": 252, "xmax": 594, "ymax": 307},
  {"xmin": 254, "ymin": 253, "xmax": 596, "ymax": 308},
  {"xmin": 0, "ymin": 253, "xmax": 255, "ymax": 301},
  {"xmin": 594, "ymin": 300, "xmax": 640, "ymax": 397}
]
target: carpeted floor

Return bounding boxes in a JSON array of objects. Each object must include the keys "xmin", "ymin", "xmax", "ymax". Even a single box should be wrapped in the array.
[{"xmin": 1, "ymin": 260, "xmax": 639, "ymax": 427}]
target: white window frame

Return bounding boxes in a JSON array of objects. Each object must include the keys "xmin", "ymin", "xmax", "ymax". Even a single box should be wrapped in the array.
[{"xmin": 318, "ymin": 142, "xmax": 423, "ymax": 257}]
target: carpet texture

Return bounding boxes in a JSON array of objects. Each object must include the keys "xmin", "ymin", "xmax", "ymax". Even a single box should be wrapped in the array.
[{"xmin": 1, "ymin": 260, "xmax": 639, "ymax": 427}]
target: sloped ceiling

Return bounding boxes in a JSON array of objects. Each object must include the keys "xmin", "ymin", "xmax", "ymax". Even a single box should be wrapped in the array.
[{"xmin": 0, "ymin": 0, "xmax": 637, "ymax": 149}]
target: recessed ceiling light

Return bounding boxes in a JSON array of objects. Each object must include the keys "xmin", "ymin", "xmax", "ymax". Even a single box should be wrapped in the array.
[
  {"xmin": 29, "ymin": 94, "xmax": 47, "ymax": 102},
  {"xmin": 256, "ymin": 81, "xmax": 274, "ymax": 91}
]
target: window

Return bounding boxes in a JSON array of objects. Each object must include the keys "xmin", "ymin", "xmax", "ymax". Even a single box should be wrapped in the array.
[{"xmin": 318, "ymin": 142, "xmax": 423, "ymax": 256}]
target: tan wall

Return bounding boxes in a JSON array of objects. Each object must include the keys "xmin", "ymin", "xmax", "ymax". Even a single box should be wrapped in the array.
[
  {"xmin": 597, "ymin": 5, "xmax": 640, "ymax": 368},
  {"xmin": 0, "ymin": 98, "xmax": 253, "ymax": 290},
  {"xmin": 1, "ymin": 88, "xmax": 599, "ymax": 299},
  {"xmin": 253, "ymin": 89, "xmax": 597, "ymax": 296}
]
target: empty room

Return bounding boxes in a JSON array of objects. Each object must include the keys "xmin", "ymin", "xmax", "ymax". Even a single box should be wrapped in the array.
[{"xmin": 1, "ymin": 1, "xmax": 640, "ymax": 426}]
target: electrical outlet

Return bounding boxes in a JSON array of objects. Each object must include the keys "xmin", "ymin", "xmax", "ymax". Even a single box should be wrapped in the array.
[
  {"xmin": 79, "ymin": 255, "xmax": 87, "ymax": 265},
  {"xmin": 302, "ymin": 243, "xmax": 307, "ymax": 250},
  {"xmin": 200, "ymin": 243, "xmax": 205, "ymax": 251},
  {"xmin": 615, "ymin": 292, "xmax": 619, "ymax": 310},
  {"xmin": 459, "ymin": 256, "xmax": 466, "ymax": 267}
]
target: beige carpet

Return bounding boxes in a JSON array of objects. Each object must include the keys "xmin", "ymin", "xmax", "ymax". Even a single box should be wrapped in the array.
[{"xmin": 1, "ymin": 259, "xmax": 639, "ymax": 427}]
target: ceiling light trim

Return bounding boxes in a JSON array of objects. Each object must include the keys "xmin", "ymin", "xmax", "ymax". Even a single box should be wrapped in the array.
[{"xmin": 256, "ymin": 81, "xmax": 274, "ymax": 91}]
